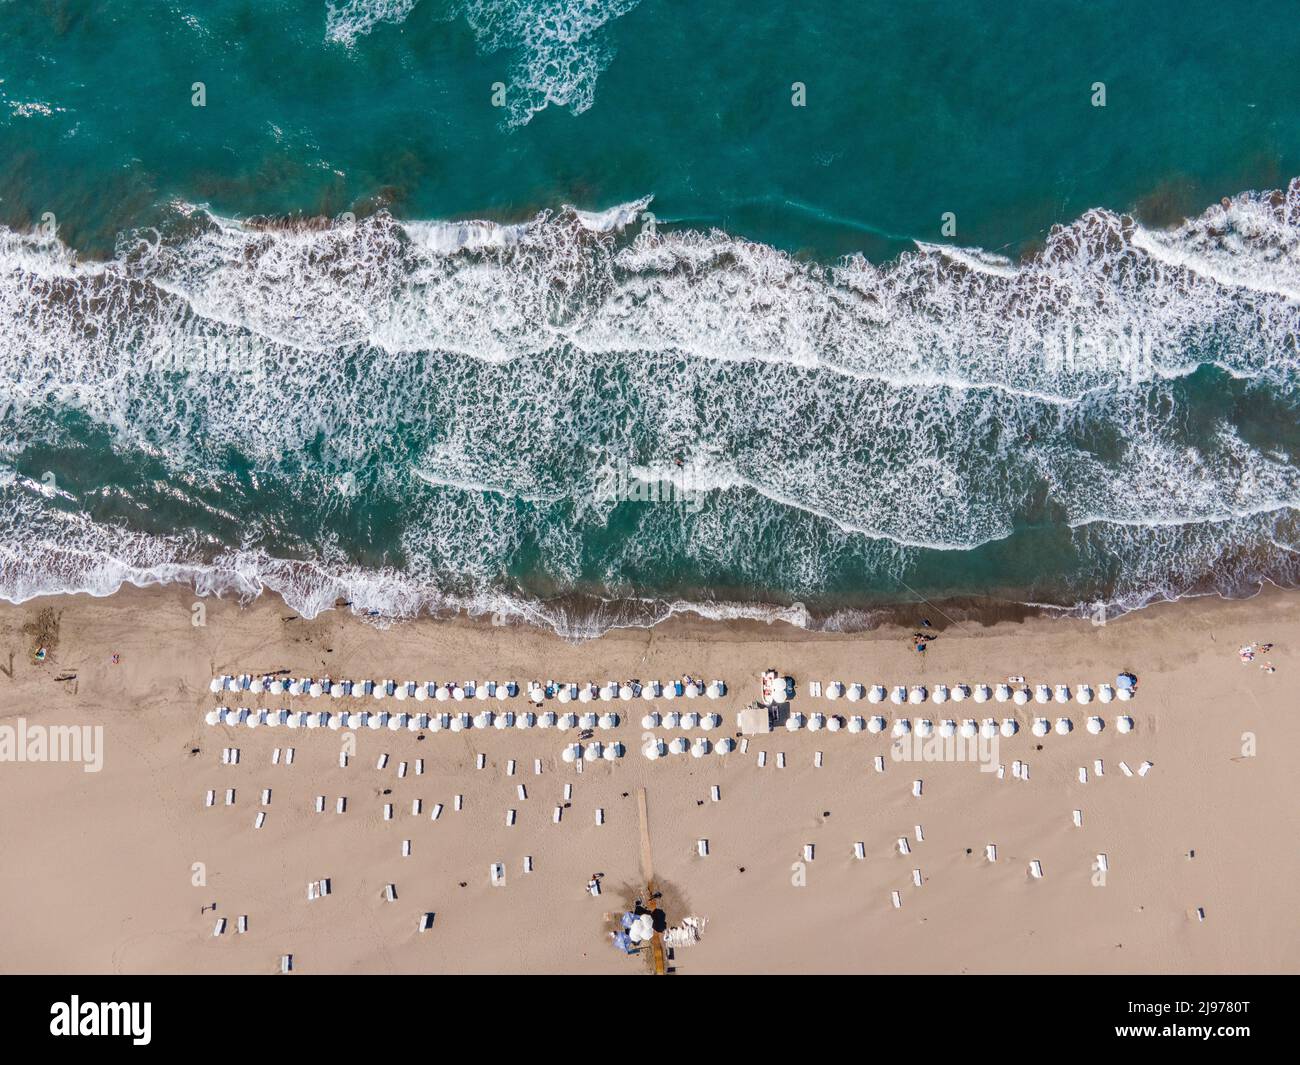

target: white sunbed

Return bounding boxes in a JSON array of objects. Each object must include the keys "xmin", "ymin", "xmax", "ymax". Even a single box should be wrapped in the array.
[
  {"xmin": 213, "ymin": 918, "xmax": 226, "ymax": 936},
  {"xmin": 912, "ymin": 869, "xmax": 923, "ymax": 888},
  {"xmin": 431, "ymin": 803, "xmax": 443, "ymax": 821},
  {"xmin": 254, "ymin": 812, "xmax": 266, "ymax": 829},
  {"xmin": 336, "ymin": 797, "xmax": 346, "ymax": 813},
  {"xmin": 854, "ymin": 842, "xmax": 865, "ymax": 860},
  {"xmin": 697, "ymin": 839, "xmax": 709, "ymax": 857}
]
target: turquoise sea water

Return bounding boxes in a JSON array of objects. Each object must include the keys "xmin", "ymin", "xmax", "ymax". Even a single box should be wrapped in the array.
[{"xmin": 1, "ymin": 1, "xmax": 1298, "ymax": 635}]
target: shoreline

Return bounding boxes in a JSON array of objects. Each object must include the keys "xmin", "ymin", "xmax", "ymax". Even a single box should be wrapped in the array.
[{"xmin": 0, "ymin": 584, "xmax": 1297, "ymax": 973}]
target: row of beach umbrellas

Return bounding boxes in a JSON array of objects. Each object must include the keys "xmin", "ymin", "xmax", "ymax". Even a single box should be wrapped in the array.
[
  {"xmin": 210, "ymin": 676, "xmax": 728, "ymax": 702},
  {"xmin": 204, "ymin": 708, "xmax": 623, "ymax": 731},
  {"xmin": 820, "ymin": 681, "xmax": 1135, "ymax": 705},
  {"xmin": 780, "ymin": 713, "xmax": 1133, "ymax": 736},
  {"xmin": 642, "ymin": 736, "xmax": 735, "ymax": 759}
]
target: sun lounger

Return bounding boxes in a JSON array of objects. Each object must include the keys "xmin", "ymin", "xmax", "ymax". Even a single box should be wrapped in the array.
[
  {"xmin": 524, "ymin": 856, "xmax": 534, "ymax": 873},
  {"xmin": 757, "ymin": 751, "xmax": 767, "ymax": 768},
  {"xmin": 596, "ymin": 808, "xmax": 605, "ymax": 825},
  {"xmin": 237, "ymin": 915, "xmax": 247, "ymax": 934},
  {"xmin": 1138, "ymin": 760, "xmax": 1153, "ymax": 777},
  {"xmin": 339, "ymin": 752, "xmax": 348, "ymax": 768},
  {"xmin": 398, "ymin": 761, "xmax": 407, "ymax": 778},
  {"xmin": 1094, "ymin": 759, "xmax": 1104, "ymax": 776},
  {"xmin": 272, "ymin": 747, "xmax": 281, "ymax": 765},
  {"xmin": 564, "ymin": 783, "xmax": 573, "ymax": 801},
  {"xmin": 507, "ymin": 759, "xmax": 516, "ymax": 776},
  {"xmin": 534, "ymin": 759, "xmax": 542, "ymax": 775},
  {"xmin": 517, "ymin": 784, "xmax": 527, "ymax": 801},
  {"xmin": 491, "ymin": 863, "xmax": 504, "ymax": 887},
  {"xmin": 385, "ymin": 884, "xmax": 397, "ymax": 902},
  {"xmin": 1119, "ymin": 761, "xmax": 1133, "ymax": 777},
  {"xmin": 776, "ymin": 752, "xmax": 786, "ymax": 769},
  {"xmin": 383, "ymin": 804, "xmax": 393, "ymax": 820},
  {"xmin": 1078, "ymin": 767, "xmax": 1087, "ymax": 784},
  {"xmin": 205, "ymin": 790, "xmax": 215, "ymax": 808},
  {"xmin": 912, "ymin": 779, "xmax": 923, "ymax": 797},
  {"xmin": 1073, "ymin": 809, "xmax": 1083, "ymax": 827},
  {"xmin": 336, "ymin": 797, "xmax": 346, "ymax": 813},
  {"xmin": 261, "ymin": 788, "xmax": 271, "ymax": 806},
  {"xmin": 874, "ymin": 755, "xmax": 885, "ymax": 772},
  {"xmin": 1096, "ymin": 853, "xmax": 1108, "ymax": 873},
  {"xmin": 320, "ymin": 878, "xmax": 331, "ymax": 896},
  {"xmin": 284, "ymin": 748, "xmax": 294, "ymax": 765},
  {"xmin": 213, "ymin": 918, "xmax": 226, "ymax": 936},
  {"xmin": 280, "ymin": 955, "xmax": 292, "ymax": 973},
  {"xmin": 891, "ymin": 890, "xmax": 902, "ymax": 909},
  {"xmin": 912, "ymin": 869, "xmax": 922, "ymax": 887},
  {"xmin": 996, "ymin": 764, "xmax": 1005, "ymax": 779},
  {"xmin": 506, "ymin": 809, "xmax": 516, "ymax": 826},
  {"xmin": 698, "ymin": 839, "xmax": 709, "ymax": 857},
  {"xmin": 315, "ymin": 795, "xmax": 325, "ymax": 813},
  {"xmin": 306, "ymin": 882, "xmax": 318, "ymax": 901},
  {"xmin": 254, "ymin": 811, "xmax": 266, "ymax": 829},
  {"xmin": 985, "ymin": 844, "xmax": 997, "ymax": 861},
  {"xmin": 225, "ymin": 788, "xmax": 235, "ymax": 806},
  {"xmin": 431, "ymin": 803, "xmax": 442, "ymax": 820},
  {"xmin": 814, "ymin": 751, "xmax": 823, "ymax": 768},
  {"xmin": 711, "ymin": 785, "xmax": 721, "ymax": 802},
  {"xmin": 1029, "ymin": 860, "xmax": 1044, "ymax": 879},
  {"xmin": 416, "ymin": 759, "xmax": 424, "ymax": 775},
  {"xmin": 411, "ymin": 799, "xmax": 421, "ymax": 815},
  {"xmin": 915, "ymin": 825, "xmax": 924, "ymax": 842},
  {"xmin": 897, "ymin": 837, "xmax": 911, "ymax": 855},
  {"xmin": 402, "ymin": 840, "xmax": 411, "ymax": 857},
  {"xmin": 553, "ymin": 806, "xmax": 562, "ymax": 823},
  {"xmin": 419, "ymin": 913, "xmax": 435, "ymax": 932},
  {"xmin": 377, "ymin": 754, "xmax": 388, "ymax": 770},
  {"xmin": 454, "ymin": 794, "xmax": 463, "ymax": 811},
  {"xmin": 854, "ymin": 842, "xmax": 866, "ymax": 860}
]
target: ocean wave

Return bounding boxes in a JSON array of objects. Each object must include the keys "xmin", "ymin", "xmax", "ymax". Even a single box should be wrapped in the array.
[
  {"xmin": 1, "ymin": 182, "xmax": 1299, "ymax": 636},
  {"xmin": 325, "ymin": 0, "xmax": 421, "ymax": 45}
]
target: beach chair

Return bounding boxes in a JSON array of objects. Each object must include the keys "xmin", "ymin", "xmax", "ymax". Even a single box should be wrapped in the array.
[
  {"xmin": 213, "ymin": 918, "xmax": 226, "ymax": 936},
  {"xmin": 280, "ymin": 955, "xmax": 292, "ymax": 972},
  {"xmin": 254, "ymin": 812, "xmax": 266, "ymax": 829}
]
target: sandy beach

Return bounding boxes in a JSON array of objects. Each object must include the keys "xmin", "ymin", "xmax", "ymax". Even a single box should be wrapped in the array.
[{"xmin": 0, "ymin": 585, "xmax": 1296, "ymax": 975}]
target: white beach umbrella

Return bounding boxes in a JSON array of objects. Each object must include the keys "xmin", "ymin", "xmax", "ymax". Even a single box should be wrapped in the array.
[
  {"xmin": 1054, "ymin": 684, "xmax": 1070, "ymax": 704},
  {"xmin": 867, "ymin": 715, "xmax": 885, "ymax": 734},
  {"xmin": 414, "ymin": 684, "xmax": 428, "ymax": 702},
  {"xmin": 980, "ymin": 718, "xmax": 998, "ymax": 738},
  {"xmin": 409, "ymin": 713, "xmax": 425, "ymax": 732},
  {"xmin": 890, "ymin": 686, "xmax": 906, "ymax": 705},
  {"xmin": 960, "ymin": 719, "xmax": 977, "ymax": 739},
  {"xmin": 394, "ymin": 683, "xmax": 408, "ymax": 701},
  {"xmin": 1032, "ymin": 718, "xmax": 1049, "ymax": 737},
  {"xmin": 847, "ymin": 716, "xmax": 864, "ymax": 734},
  {"xmin": 577, "ymin": 685, "xmax": 592, "ymax": 704},
  {"xmin": 685, "ymin": 681, "xmax": 701, "ymax": 699},
  {"xmin": 529, "ymin": 686, "xmax": 544, "ymax": 705},
  {"xmin": 1013, "ymin": 688, "xmax": 1030, "ymax": 706},
  {"xmin": 330, "ymin": 683, "xmax": 344, "ymax": 699},
  {"xmin": 369, "ymin": 712, "xmax": 384, "ymax": 730},
  {"xmin": 562, "ymin": 744, "xmax": 580, "ymax": 763},
  {"xmin": 204, "ymin": 709, "xmax": 221, "ymax": 726},
  {"xmin": 209, "ymin": 678, "xmax": 222, "ymax": 694},
  {"xmin": 284, "ymin": 711, "xmax": 300, "ymax": 729},
  {"xmin": 700, "ymin": 712, "xmax": 720, "ymax": 730},
  {"xmin": 973, "ymin": 684, "xmax": 991, "ymax": 703},
  {"xmin": 1000, "ymin": 718, "xmax": 1018, "ymax": 737},
  {"xmin": 691, "ymin": 738, "xmax": 710, "ymax": 758},
  {"xmin": 868, "ymin": 685, "xmax": 885, "ymax": 704},
  {"xmin": 952, "ymin": 684, "xmax": 969, "ymax": 703},
  {"xmin": 388, "ymin": 713, "xmax": 405, "ymax": 731},
  {"xmin": 604, "ymin": 742, "xmax": 623, "ymax": 761},
  {"xmin": 892, "ymin": 718, "xmax": 911, "ymax": 737},
  {"xmin": 349, "ymin": 711, "xmax": 365, "ymax": 730},
  {"xmin": 706, "ymin": 681, "xmax": 723, "ymax": 699},
  {"xmin": 1054, "ymin": 717, "xmax": 1072, "ymax": 735},
  {"xmin": 329, "ymin": 713, "xmax": 344, "ymax": 731},
  {"xmin": 558, "ymin": 712, "xmax": 577, "ymax": 731},
  {"xmin": 516, "ymin": 712, "xmax": 534, "ymax": 729},
  {"xmin": 474, "ymin": 711, "xmax": 492, "ymax": 730},
  {"xmin": 309, "ymin": 682, "xmax": 323, "ymax": 698},
  {"xmin": 579, "ymin": 712, "xmax": 598, "ymax": 730},
  {"xmin": 826, "ymin": 715, "xmax": 842, "ymax": 732},
  {"xmin": 716, "ymin": 737, "xmax": 735, "ymax": 754},
  {"xmin": 248, "ymin": 677, "xmax": 264, "ymax": 695},
  {"xmin": 448, "ymin": 713, "xmax": 464, "ymax": 732},
  {"xmin": 537, "ymin": 711, "xmax": 555, "ymax": 729},
  {"xmin": 1116, "ymin": 686, "xmax": 1133, "ymax": 701},
  {"xmin": 680, "ymin": 711, "xmax": 699, "ymax": 730},
  {"xmin": 620, "ymin": 684, "xmax": 634, "ymax": 701},
  {"xmin": 644, "ymin": 739, "xmax": 664, "ymax": 760},
  {"xmin": 373, "ymin": 682, "xmax": 387, "ymax": 701},
  {"xmin": 642, "ymin": 712, "xmax": 660, "ymax": 729},
  {"xmin": 827, "ymin": 681, "xmax": 843, "ymax": 701},
  {"xmin": 933, "ymin": 684, "xmax": 949, "ymax": 704},
  {"xmin": 245, "ymin": 710, "xmax": 262, "ymax": 729},
  {"xmin": 1116, "ymin": 715, "xmax": 1133, "ymax": 734},
  {"xmin": 785, "ymin": 713, "xmax": 805, "ymax": 732},
  {"xmin": 669, "ymin": 737, "xmax": 689, "ymax": 755},
  {"xmin": 995, "ymin": 683, "xmax": 1011, "ymax": 702},
  {"xmin": 557, "ymin": 685, "xmax": 572, "ymax": 703},
  {"xmin": 599, "ymin": 683, "xmax": 615, "ymax": 702},
  {"xmin": 909, "ymin": 685, "xmax": 926, "ymax": 705},
  {"xmin": 1087, "ymin": 716, "xmax": 1104, "ymax": 735},
  {"xmin": 939, "ymin": 720, "xmax": 956, "ymax": 739},
  {"xmin": 1077, "ymin": 685, "xmax": 1093, "ymax": 704},
  {"xmin": 1098, "ymin": 684, "xmax": 1114, "ymax": 703},
  {"xmin": 288, "ymin": 679, "xmax": 303, "ymax": 696},
  {"xmin": 452, "ymin": 686, "xmax": 465, "ymax": 701},
  {"xmin": 435, "ymin": 685, "xmax": 449, "ymax": 702},
  {"xmin": 663, "ymin": 710, "xmax": 681, "ymax": 730},
  {"xmin": 599, "ymin": 712, "xmax": 618, "ymax": 730},
  {"xmin": 916, "ymin": 718, "xmax": 934, "ymax": 738},
  {"xmin": 1034, "ymin": 684, "xmax": 1051, "ymax": 704},
  {"xmin": 269, "ymin": 679, "xmax": 285, "ymax": 696},
  {"xmin": 584, "ymin": 742, "xmax": 603, "ymax": 762},
  {"xmin": 495, "ymin": 711, "xmax": 513, "ymax": 730},
  {"xmin": 808, "ymin": 713, "xmax": 825, "ymax": 732},
  {"xmin": 662, "ymin": 682, "xmax": 677, "ymax": 701},
  {"xmin": 846, "ymin": 683, "xmax": 863, "ymax": 703},
  {"xmin": 642, "ymin": 681, "xmax": 660, "ymax": 701}
]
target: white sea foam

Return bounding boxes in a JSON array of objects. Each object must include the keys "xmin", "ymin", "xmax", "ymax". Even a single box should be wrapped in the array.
[
  {"xmin": 1, "ymin": 182, "xmax": 1299, "ymax": 635},
  {"xmin": 325, "ymin": 0, "xmax": 421, "ymax": 45}
]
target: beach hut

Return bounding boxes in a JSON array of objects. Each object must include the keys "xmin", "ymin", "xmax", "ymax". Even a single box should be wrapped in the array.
[
  {"xmin": 892, "ymin": 718, "xmax": 912, "ymax": 737},
  {"xmin": 995, "ymin": 683, "xmax": 1011, "ymax": 702},
  {"xmin": 868, "ymin": 684, "xmax": 885, "ymax": 704},
  {"xmin": 1055, "ymin": 717, "xmax": 1072, "ymax": 735},
  {"xmin": 785, "ymin": 712, "xmax": 805, "ymax": 732},
  {"xmin": 1000, "ymin": 718, "xmax": 1019, "ymax": 737},
  {"xmin": 669, "ymin": 737, "xmax": 689, "ymax": 755},
  {"xmin": 909, "ymin": 686, "xmax": 927, "ymax": 705},
  {"xmin": 1116, "ymin": 715, "xmax": 1133, "ymax": 734},
  {"xmin": 916, "ymin": 719, "xmax": 934, "ymax": 738},
  {"xmin": 847, "ymin": 715, "xmax": 865, "ymax": 733}
]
